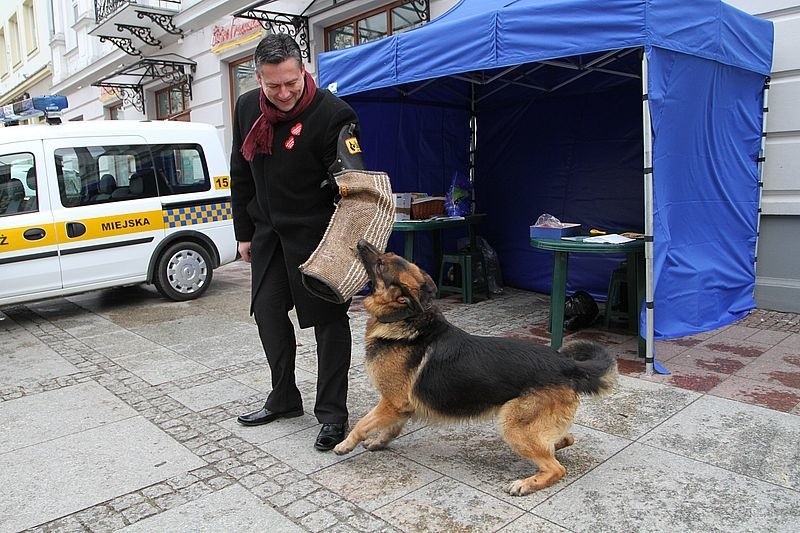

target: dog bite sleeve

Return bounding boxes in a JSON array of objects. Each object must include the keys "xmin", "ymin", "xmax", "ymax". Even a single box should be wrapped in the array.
[{"xmin": 300, "ymin": 170, "xmax": 394, "ymax": 303}]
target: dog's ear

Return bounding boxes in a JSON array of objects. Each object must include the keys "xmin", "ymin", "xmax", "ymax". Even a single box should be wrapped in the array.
[{"xmin": 419, "ymin": 272, "xmax": 437, "ymax": 310}]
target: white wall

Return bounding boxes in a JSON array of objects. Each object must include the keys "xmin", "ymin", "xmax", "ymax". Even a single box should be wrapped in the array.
[
  {"xmin": 725, "ymin": 0, "xmax": 800, "ymax": 311},
  {"xmin": 0, "ymin": 0, "xmax": 53, "ymax": 104}
]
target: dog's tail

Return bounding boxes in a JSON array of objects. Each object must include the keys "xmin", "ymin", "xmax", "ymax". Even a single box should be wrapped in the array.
[{"xmin": 560, "ymin": 340, "xmax": 617, "ymax": 397}]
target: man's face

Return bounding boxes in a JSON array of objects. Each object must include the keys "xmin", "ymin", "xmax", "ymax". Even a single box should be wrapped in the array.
[{"xmin": 257, "ymin": 59, "xmax": 305, "ymax": 113}]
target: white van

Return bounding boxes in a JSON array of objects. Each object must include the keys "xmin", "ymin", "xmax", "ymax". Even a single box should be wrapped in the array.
[{"xmin": 0, "ymin": 100, "xmax": 237, "ymax": 306}]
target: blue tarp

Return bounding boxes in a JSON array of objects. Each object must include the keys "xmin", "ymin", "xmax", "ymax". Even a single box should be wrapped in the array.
[{"xmin": 318, "ymin": 0, "xmax": 773, "ymax": 339}]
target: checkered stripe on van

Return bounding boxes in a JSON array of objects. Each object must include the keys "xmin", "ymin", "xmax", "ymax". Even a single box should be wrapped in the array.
[{"xmin": 163, "ymin": 202, "xmax": 232, "ymax": 228}]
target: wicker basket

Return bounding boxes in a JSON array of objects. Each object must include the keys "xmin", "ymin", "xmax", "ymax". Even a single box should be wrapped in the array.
[{"xmin": 411, "ymin": 196, "xmax": 446, "ymax": 219}]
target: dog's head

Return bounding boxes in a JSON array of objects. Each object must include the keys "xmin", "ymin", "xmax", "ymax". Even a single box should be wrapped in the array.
[{"xmin": 356, "ymin": 239, "xmax": 438, "ymax": 323}]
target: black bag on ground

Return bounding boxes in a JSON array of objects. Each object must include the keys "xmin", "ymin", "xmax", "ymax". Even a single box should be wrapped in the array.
[{"xmin": 564, "ymin": 290, "xmax": 599, "ymax": 330}]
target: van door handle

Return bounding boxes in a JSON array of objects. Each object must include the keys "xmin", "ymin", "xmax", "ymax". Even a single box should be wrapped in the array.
[
  {"xmin": 23, "ymin": 228, "xmax": 46, "ymax": 241},
  {"xmin": 66, "ymin": 222, "xmax": 86, "ymax": 238}
]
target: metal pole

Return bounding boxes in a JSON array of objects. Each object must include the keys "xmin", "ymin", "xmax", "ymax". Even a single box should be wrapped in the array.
[
  {"xmin": 470, "ymin": 82, "xmax": 477, "ymax": 214},
  {"xmin": 754, "ymin": 78, "xmax": 770, "ymax": 277},
  {"xmin": 641, "ymin": 49, "xmax": 655, "ymax": 375}
]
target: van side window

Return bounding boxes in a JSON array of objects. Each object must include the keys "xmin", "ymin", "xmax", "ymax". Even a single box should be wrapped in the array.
[
  {"xmin": 0, "ymin": 153, "xmax": 38, "ymax": 217},
  {"xmin": 55, "ymin": 145, "xmax": 157, "ymax": 206},
  {"xmin": 149, "ymin": 144, "xmax": 211, "ymax": 196},
  {"xmin": 53, "ymin": 143, "xmax": 209, "ymax": 207}
]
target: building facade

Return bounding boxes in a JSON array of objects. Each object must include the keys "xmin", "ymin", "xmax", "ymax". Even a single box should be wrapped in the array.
[
  {"xmin": 2, "ymin": 0, "xmax": 449, "ymax": 148},
  {"xmin": 0, "ymin": 0, "xmax": 53, "ymax": 106},
  {"xmin": 727, "ymin": 0, "xmax": 800, "ymax": 312},
  {"xmin": 1, "ymin": 0, "xmax": 798, "ymax": 312}
]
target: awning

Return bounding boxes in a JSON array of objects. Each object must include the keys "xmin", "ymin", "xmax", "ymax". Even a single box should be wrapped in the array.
[
  {"xmin": 91, "ymin": 54, "xmax": 196, "ymax": 114},
  {"xmin": 233, "ymin": 1, "xmax": 358, "ymax": 60}
]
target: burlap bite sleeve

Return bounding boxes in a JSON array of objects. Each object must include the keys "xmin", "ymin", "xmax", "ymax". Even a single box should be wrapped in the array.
[{"xmin": 299, "ymin": 170, "xmax": 394, "ymax": 303}]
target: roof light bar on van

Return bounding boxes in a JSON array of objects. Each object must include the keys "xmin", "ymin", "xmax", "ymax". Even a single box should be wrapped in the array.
[{"xmin": 0, "ymin": 95, "xmax": 69, "ymax": 126}]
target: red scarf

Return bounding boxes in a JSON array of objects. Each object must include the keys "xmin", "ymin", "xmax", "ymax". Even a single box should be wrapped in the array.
[{"xmin": 241, "ymin": 70, "xmax": 317, "ymax": 161}]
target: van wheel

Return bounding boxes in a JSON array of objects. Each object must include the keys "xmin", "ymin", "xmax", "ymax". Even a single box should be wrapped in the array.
[{"xmin": 154, "ymin": 242, "xmax": 213, "ymax": 301}]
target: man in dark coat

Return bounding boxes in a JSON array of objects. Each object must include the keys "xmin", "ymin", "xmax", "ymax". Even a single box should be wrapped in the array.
[{"xmin": 230, "ymin": 33, "xmax": 360, "ymax": 451}]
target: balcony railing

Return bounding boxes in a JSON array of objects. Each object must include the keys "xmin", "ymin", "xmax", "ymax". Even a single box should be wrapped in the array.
[{"xmin": 94, "ymin": 0, "xmax": 181, "ymax": 23}]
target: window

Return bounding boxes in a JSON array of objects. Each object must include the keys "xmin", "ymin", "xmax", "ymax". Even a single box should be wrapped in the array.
[
  {"xmin": 230, "ymin": 57, "xmax": 258, "ymax": 103},
  {"xmin": 52, "ymin": 143, "xmax": 209, "ymax": 207},
  {"xmin": 0, "ymin": 30, "xmax": 8, "ymax": 78},
  {"xmin": 9, "ymin": 13, "xmax": 22, "ymax": 66},
  {"xmin": 23, "ymin": 0, "xmax": 37, "ymax": 55},
  {"xmin": 150, "ymin": 144, "xmax": 210, "ymax": 195},
  {"xmin": 325, "ymin": 0, "xmax": 428, "ymax": 51},
  {"xmin": 65, "ymin": 2, "xmax": 77, "ymax": 51},
  {"xmin": 0, "ymin": 153, "xmax": 38, "ymax": 217},
  {"xmin": 108, "ymin": 103, "xmax": 123, "ymax": 120},
  {"xmin": 156, "ymin": 83, "xmax": 191, "ymax": 121}
]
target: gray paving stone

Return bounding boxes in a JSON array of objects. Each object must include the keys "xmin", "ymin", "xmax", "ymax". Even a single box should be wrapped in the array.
[
  {"xmin": 259, "ymin": 425, "xmax": 366, "ymax": 474},
  {"xmin": 0, "ymin": 416, "xmax": 204, "ymax": 533},
  {"xmin": 0, "ymin": 335, "xmax": 77, "ymax": 387},
  {"xmin": 168, "ymin": 378, "xmax": 259, "ymax": 411},
  {"xmin": 220, "ymin": 412, "xmax": 319, "ymax": 445},
  {"xmin": 129, "ymin": 317, "xmax": 253, "ymax": 349},
  {"xmin": 120, "ymin": 485, "xmax": 305, "ymax": 533},
  {"xmin": 390, "ymin": 421, "xmax": 631, "ymax": 510},
  {"xmin": 0, "ymin": 381, "xmax": 137, "ymax": 454},
  {"xmin": 532, "ymin": 443, "xmax": 800, "ymax": 532},
  {"xmin": 77, "ymin": 329, "xmax": 158, "ymax": 355},
  {"xmin": 575, "ymin": 374, "xmax": 701, "ymax": 439},
  {"xmin": 74, "ymin": 504, "xmax": 126, "ymax": 532},
  {"xmin": 311, "ymin": 450, "xmax": 442, "ymax": 512},
  {"xmin": 172, "ymin": 332, "xmax": 266, "ymax": 369},
  {"xmin": 301, "ymin": 508, "xmax": 340, "ymax": 532},
  {"xmin": 498, "ymin": 513, "xmax": 571, "ymax": 532},
  {"xmin": 372, "ymin": 477, "xmax": 523, "ymax": 532},
  {"xmin": 641, "ymin": 394, "xmax": 800, "ymax": 490},
  {"xmin": 114, "ymin": 348, "xmax": 210, "ymax": 385},
  {"xmin": 231, "ymin": 366, "xmax": 316, "ymax": 393}
]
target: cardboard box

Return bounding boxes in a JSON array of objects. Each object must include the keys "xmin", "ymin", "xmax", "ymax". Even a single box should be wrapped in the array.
[
  {"xmin": 394, "ymin": 192, "xmax": 430, "ymax": 220},
  {"xmin": 393, "ymin": 193, "xmax": 412, "ymax": 221},
  {"xmin": 530, "ymin": 223, "xmax": 581, "ymax": 239}
]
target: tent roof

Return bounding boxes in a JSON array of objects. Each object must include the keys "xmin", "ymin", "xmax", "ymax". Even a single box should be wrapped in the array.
[{"xmin": 318, "ymin": 0, "xmax": 773, "ymax": 97}]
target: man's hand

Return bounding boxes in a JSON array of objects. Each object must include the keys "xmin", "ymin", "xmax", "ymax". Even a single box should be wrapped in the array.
[{"xmin": 238, "ymin": 241, "xmax": 252, "ymax": 263}]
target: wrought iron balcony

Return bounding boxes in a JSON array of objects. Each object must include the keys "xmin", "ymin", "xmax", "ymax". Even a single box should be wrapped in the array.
[
  {"xmin": 91, "ymin": 1, "xmax": 182, "ymax": 56},
  {"xmin": 95, "ymin": 0, "xmax": 181, "ymax": 23}
]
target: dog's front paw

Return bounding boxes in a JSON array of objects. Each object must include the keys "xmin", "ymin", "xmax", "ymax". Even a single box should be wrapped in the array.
[
  {"xmin": 333, "ymin": 441, "xmax": 354, "ymax": 455},
  {"xmin": 507, "ymin": 479, "xmax": 532, "ymax": 496}
]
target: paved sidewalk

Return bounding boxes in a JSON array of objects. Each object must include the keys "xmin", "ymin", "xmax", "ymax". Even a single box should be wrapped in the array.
[{"xmin": 1, "ymin": 260, "xmax": 798, "ymax": 532}]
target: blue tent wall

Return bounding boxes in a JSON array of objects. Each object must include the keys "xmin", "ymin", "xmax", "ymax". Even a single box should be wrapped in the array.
[
  {"xmin": 353, "ymin": 97, "xmax": 471, "ymax": 274},
  {"xmin": 476, "ymin": 82, "xmax": 644, "ymax": 301},
  {"xmin": 647, "ymin": 48, "xmax": 765, "ymax": 337},
  {"xmin": 319, "ymin": 0, "xmax": 773, "ymax": 340}
]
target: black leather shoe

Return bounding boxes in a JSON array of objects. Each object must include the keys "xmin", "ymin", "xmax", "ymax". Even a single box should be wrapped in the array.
[
  {"xmin": 237, "ymin": 407, "xmax": 303, "ymax": 426},
  {"xmin": 314, "ymin": 423, "xmax": 347, "ymax": 451}
]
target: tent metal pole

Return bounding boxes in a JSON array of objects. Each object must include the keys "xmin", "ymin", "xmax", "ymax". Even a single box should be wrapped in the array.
[
  {"xmin": 754, "ymin": 78, "xmax": 770, "ymax": 278},
  {"xmin": 469, "ymin": 82, "xmax": 477, "ymax": 212},
  {"xmin": 641, "ymin": 49, "xmax": 655, "ymax": 375}
]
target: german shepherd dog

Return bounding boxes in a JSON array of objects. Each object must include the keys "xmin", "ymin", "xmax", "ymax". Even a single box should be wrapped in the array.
[{"xmin": 334, "ymin": 240, "xmax": 617, "ymax": 495}]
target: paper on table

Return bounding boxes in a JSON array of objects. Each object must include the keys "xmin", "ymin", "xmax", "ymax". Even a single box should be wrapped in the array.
[{"xmin": 583, "ymin": 234, "xmax": 635, "ymax": 244}]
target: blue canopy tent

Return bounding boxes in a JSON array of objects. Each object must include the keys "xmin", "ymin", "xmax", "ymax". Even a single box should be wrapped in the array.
[{"xmin": 318, "ymin": 0, "xmax": 773, "ymax": 370}]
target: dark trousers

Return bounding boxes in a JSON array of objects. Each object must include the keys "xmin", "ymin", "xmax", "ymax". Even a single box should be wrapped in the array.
[{"xmin": 252, "ymin": 244, "xmax": 351, "ymax": 424}]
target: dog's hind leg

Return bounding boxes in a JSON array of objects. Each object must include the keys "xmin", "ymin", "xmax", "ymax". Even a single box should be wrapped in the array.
[
  {"xmin": 499, "ymin": 387, "xmax": 579, "ymax": 496},
  {"xmin": 333, "ymin": 397, "xmax": 411, "ymax": 455},
  {"xmin": 555, "ymin": 434, "xmax": 575, "ymax": 450}
]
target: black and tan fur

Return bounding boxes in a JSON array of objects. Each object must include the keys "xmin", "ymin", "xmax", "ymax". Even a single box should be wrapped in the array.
[{"xmin": 334, "ymin": 240, "xmax": 617, "ymax": 495}]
